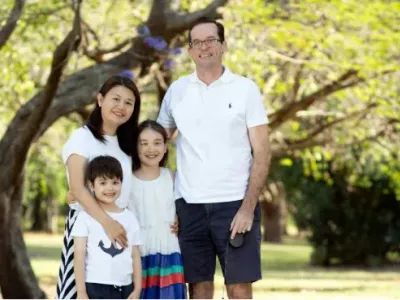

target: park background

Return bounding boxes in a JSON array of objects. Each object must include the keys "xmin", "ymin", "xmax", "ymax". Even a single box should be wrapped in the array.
[{"xmin": 0, "ymin": 0, "xmax": 399, "ymax": 299}]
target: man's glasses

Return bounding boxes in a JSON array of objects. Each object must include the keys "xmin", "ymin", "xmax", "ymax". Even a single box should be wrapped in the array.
[{"xmin": 189, "ymin": 38, "xmax": 221, "ymax": 49}]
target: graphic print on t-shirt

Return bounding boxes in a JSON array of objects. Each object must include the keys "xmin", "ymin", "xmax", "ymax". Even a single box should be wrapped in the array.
[{"xmin": 98, "ymin": 240, "xmax": 124, "ymax": 257}]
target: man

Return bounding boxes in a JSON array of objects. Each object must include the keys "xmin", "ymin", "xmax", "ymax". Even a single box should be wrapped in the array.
[{"xmin": 157, "ymin": 17, "xmax": 270, "ymax": 299}]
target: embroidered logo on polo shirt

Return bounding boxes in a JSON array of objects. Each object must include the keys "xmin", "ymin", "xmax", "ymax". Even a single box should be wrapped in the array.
[{"xmin": 229, "ymin": 103, "xmax": 232, "ymax": 109}]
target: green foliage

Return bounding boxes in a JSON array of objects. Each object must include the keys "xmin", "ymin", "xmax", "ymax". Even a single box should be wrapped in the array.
[
  {"xmin": 274, "ymin": 157, "xmax": 400, "ymax": 266},
  {"xmin": 23, "ymin": 124, "xmax": 72, "ymax": 229},
  {"xmin": 2, "ymin": 0, "xmax": 400, "ymax": 241},
  {"xmin": 222, "ymin": 0, "xmax": 400, "ymax": 172},
  {"xmin": 0, "ymin": 1, "xmax": 152, "ymax": 226}
]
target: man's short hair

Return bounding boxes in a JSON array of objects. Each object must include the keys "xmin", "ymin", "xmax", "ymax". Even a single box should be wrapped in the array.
[
  {"xmin": 85, "ymin": 155, "xmax": 123, "ymax": 184},
  {"xmin": 188, "ymin": 17, "xmax": 225, "ymax": 44}
]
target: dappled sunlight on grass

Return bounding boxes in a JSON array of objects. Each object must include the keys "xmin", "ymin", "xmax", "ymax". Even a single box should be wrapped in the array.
[{"xmin": 24, "ymin": 232, "xmax": 400, "ymax": 299}]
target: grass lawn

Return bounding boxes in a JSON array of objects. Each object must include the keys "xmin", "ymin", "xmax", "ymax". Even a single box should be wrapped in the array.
[{"xmin": 24, "ymin": 233, "xmax": 400, "ymax": 299}]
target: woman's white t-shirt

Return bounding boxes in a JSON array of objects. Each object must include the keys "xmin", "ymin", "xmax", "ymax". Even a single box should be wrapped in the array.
[{"xmin": 62, "ymin": 126, "xmax": 132, "ymax": 210}]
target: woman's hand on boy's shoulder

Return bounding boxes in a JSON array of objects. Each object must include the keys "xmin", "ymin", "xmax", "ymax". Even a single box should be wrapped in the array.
[{"xmin": 104, "ymin": 219, "xmax": 128, "ymax": 248}]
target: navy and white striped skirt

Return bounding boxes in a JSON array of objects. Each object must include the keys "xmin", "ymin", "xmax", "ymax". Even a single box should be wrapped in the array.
[{"xmin": 56, "ymin": 209, "xmax": 78, "ymax": 299}]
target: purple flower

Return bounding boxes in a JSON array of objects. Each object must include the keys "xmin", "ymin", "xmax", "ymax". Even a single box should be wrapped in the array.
[
  {"xmin": 136, "ymin": 25, "xmax": 150, "ymax": 36},
  {"xmin": 164, "ymin": 59, "xmax": 174, "ymax": 69},
  {"xmin": 144, "ymin": 36, "xmax": 167, "ymax": 51},
  {"xmin": 168, "ymin": 47, "xmax": 182, "ymax": 55},
  {"xmin": 119, "ymin": 70, "xmax": 135, "ymax": 80}
]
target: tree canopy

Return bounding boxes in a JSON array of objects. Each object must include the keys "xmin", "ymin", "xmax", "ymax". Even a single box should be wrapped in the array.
[{"xmin": 0, "ymin": 0, "xmax": 399, "ymax": 297}]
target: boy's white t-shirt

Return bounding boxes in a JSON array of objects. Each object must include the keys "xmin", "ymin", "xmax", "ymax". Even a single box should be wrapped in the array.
[
  {"xmin": 62, "ymin": 126, "xmax": 132, "ymax": 210},
  {"xmin": 71, "ymin": 208, "xmax": 141, "ymax": 286}
]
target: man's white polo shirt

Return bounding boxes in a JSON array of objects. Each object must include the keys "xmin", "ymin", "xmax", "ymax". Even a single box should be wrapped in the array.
[{"xmin": 157, "ymin": 67, "xmax": 268, "ymax": 204}]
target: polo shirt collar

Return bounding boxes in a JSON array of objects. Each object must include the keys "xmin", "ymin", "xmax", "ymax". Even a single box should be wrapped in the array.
[{"xmin": 189, "ymin": 66, "xmax": 234, "ymax": 84}]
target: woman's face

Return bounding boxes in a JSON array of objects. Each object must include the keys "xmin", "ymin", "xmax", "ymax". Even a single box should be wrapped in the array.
[{"xmin": 97, "ymin": 85, "xmax": 135, "ymax": 129}]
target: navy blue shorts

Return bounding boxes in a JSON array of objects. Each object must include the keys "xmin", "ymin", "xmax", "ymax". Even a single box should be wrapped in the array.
[
  {"xmin": 175, "ymin": 198, "xmax": 262, "ymax": 284},
  {"xmin": 86, "ymin": 282, "xmax": 134, "ymax": 299}
]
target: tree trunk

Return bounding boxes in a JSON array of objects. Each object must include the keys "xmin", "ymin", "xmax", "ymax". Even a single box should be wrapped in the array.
[
  {"xmin": 46, "ymin": 195, "xmax": 58, "ymax": 234},
  {"xmin": 29, "ymin": 194, "xmax": 55, "ymax": 233},
  {"xmin": 0, "ymin": 3, "xmax": 82, "ymax": 297},
  {"xmin": 30, "ymin": 195, "xmax": 44, "ymax": 231},
  {"xmin": 260, "ymin": 182, "xmax": 287, "ymax": 243},
  {"xmin": 0, "ymin": 174, "xmax": 45, "ymax": 298}
]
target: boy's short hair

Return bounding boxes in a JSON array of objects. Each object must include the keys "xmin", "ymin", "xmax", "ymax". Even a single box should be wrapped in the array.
[{"xmin": 85, "ymin": 156, "xmax": 123, "ymax": 184}]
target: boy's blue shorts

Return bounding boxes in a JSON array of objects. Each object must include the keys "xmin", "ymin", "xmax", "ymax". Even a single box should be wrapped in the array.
[
  {"xmin": 86, "ymin": 282, "xmax": 133, "ymax": 299},
  {"xmin": 175, "ymin": 198, "xmax": 262, "ymax": 284}
]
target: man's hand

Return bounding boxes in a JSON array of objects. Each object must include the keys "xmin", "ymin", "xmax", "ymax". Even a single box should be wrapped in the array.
[
  {"xmin": 230, "ymin": 202, "xmax": 254, "ymax": 240},
  {"xmin": 170, "ymin": 215, "xmax": 179, "ymax": 235},
  {"xmin": 77, "ymin": 291, "xmax": 89, "ymax": 299},
  {"xmin": 128, "ymin": 289, "xmax": 141, "ymax": 299},
  {"xmin": 104, "ymin": 219, "xmax": 128, "ymax": 248}
]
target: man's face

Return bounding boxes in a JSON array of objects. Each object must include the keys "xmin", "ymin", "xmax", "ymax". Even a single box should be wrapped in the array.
[{"xmin": 188, "ymin": 23, "xmax": 226, "ymax": 70}]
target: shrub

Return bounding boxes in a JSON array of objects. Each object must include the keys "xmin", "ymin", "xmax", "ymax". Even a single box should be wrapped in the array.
[{"xmin": 275, "ymin": 158, "xmax": 400, "ymax": 266}]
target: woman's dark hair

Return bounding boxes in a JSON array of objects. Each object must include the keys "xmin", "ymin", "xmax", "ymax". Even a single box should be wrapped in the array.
[
  {"xmin": 86, "ymin": 155, "xmax": 123, "ymax": 184},
  {"xmin": 188, "ymin": 17, "xmax": 225, "ymax": 44},
  {"xmin": 132, "ymin": 120, "xmax": 169, "ymax": 171},
  {"xmin": 86, "ymin": 75, "xmax": 141, "ymax": 156}
]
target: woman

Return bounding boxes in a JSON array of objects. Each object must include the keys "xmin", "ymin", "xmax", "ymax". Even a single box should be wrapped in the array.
[{"xmin": 56, "ymin": 75, "xmax": 141, "ymax": 299}]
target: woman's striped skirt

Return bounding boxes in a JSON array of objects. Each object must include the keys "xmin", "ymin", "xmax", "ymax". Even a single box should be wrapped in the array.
[{"xmin": 56, "ymin": 209, "xmax": 78, "ymax": 299}]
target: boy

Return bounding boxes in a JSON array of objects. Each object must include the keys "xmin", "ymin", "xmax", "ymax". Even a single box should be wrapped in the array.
[{"xmin": 71, "ymin": 155, "xmax": 142, "ymax": 299}]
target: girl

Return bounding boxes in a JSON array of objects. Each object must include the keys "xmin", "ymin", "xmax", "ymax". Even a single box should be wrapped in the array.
[
  {"xmin": 128, "ymin": 120, "xmax": 187, "ymax": 299},
  {"xmin": 56, "ymin": 75, "xmax": 141, "ymax": 299}
]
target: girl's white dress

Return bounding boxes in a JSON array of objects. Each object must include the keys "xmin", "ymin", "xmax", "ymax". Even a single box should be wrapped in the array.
[{"xmin": 129, "ymin": 167, "xmax": 186, "ymax": 299}]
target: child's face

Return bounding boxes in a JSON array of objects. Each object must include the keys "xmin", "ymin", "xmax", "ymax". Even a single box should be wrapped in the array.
[
  {"xmin": 138, "ymin": 128, "xmax": 167, "ymax": 167},
  {"xmin": 89, "ymin": 176, "xmax": 122, "ymax": 204}
]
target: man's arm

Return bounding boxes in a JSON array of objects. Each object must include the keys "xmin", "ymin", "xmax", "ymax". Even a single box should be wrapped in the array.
[
  {"xmin": 230, "ymin": 124, "xmax": 271, "ymax": 239},
  {"xmin": 244, "ymin": 124, "xmax": 271, "ymax": 210},
  {"xmin": 157, "ymin": 83, "xmax": 177, "ymax": 139}
]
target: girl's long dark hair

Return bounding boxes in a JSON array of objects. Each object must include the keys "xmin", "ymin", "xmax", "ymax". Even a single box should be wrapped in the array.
[
  {"xmin": 132, "ymin": 120, "xmax": 169, "ymax": 171},
  {"xmin": 86, "ymin": 75, "xmax": 141, "ymax": 156}
]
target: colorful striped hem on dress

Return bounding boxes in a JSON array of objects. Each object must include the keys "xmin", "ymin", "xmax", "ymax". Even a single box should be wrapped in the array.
[{"xmin": 141, "ymin": 252, "xmax": 187, "ymax": 299}]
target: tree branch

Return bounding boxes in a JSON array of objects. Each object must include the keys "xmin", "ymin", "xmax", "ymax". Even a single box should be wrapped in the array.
[
  {"xmin": 2, "ymin": 0, "xmax": 230, "ymax": 144},
  {"xmin": 271, "ymin": 138, "xmax": 328, "ymax": 157},
  {"xmin": 271, "ymin": 103, "xmax": 378, "ymax": 156},
  {"xmin": 269, "ymin": 69, "xmax": 359, "ymax": 128},
  {"xmin": 338, "ymin": 118, "xmax": 399, "ymax": 149},
  {"xmin": 82, "ymin": 38, "xmax": 132, "ymax": 63},
  {"xmin": 165, "ymin": 0, "xmax": 228, "ymax": 36},
  {"xmin": 0, "ymin": 0, "xmax": 26, "ymax": 50},
  {"xmin": 23, "ymin": 4, "xmax": 69, "ymax": 23},
  {"xmin": 81, "ymin": 18, "xmax": 101, "ymax": 45},
  {"xmin": 288, "ymin": 102, "xmax": 378, "ymax": 146},
  {"xmin": 0, "ymin": 0, "xmax": 82, "ymax": 184},
  {"xmin": 272, "ymin": 114, "xmax": 397, "ymax": 156},
  {"xmin": 268, "ymin": 69, "xmax": 394, "ymax": 131}
]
